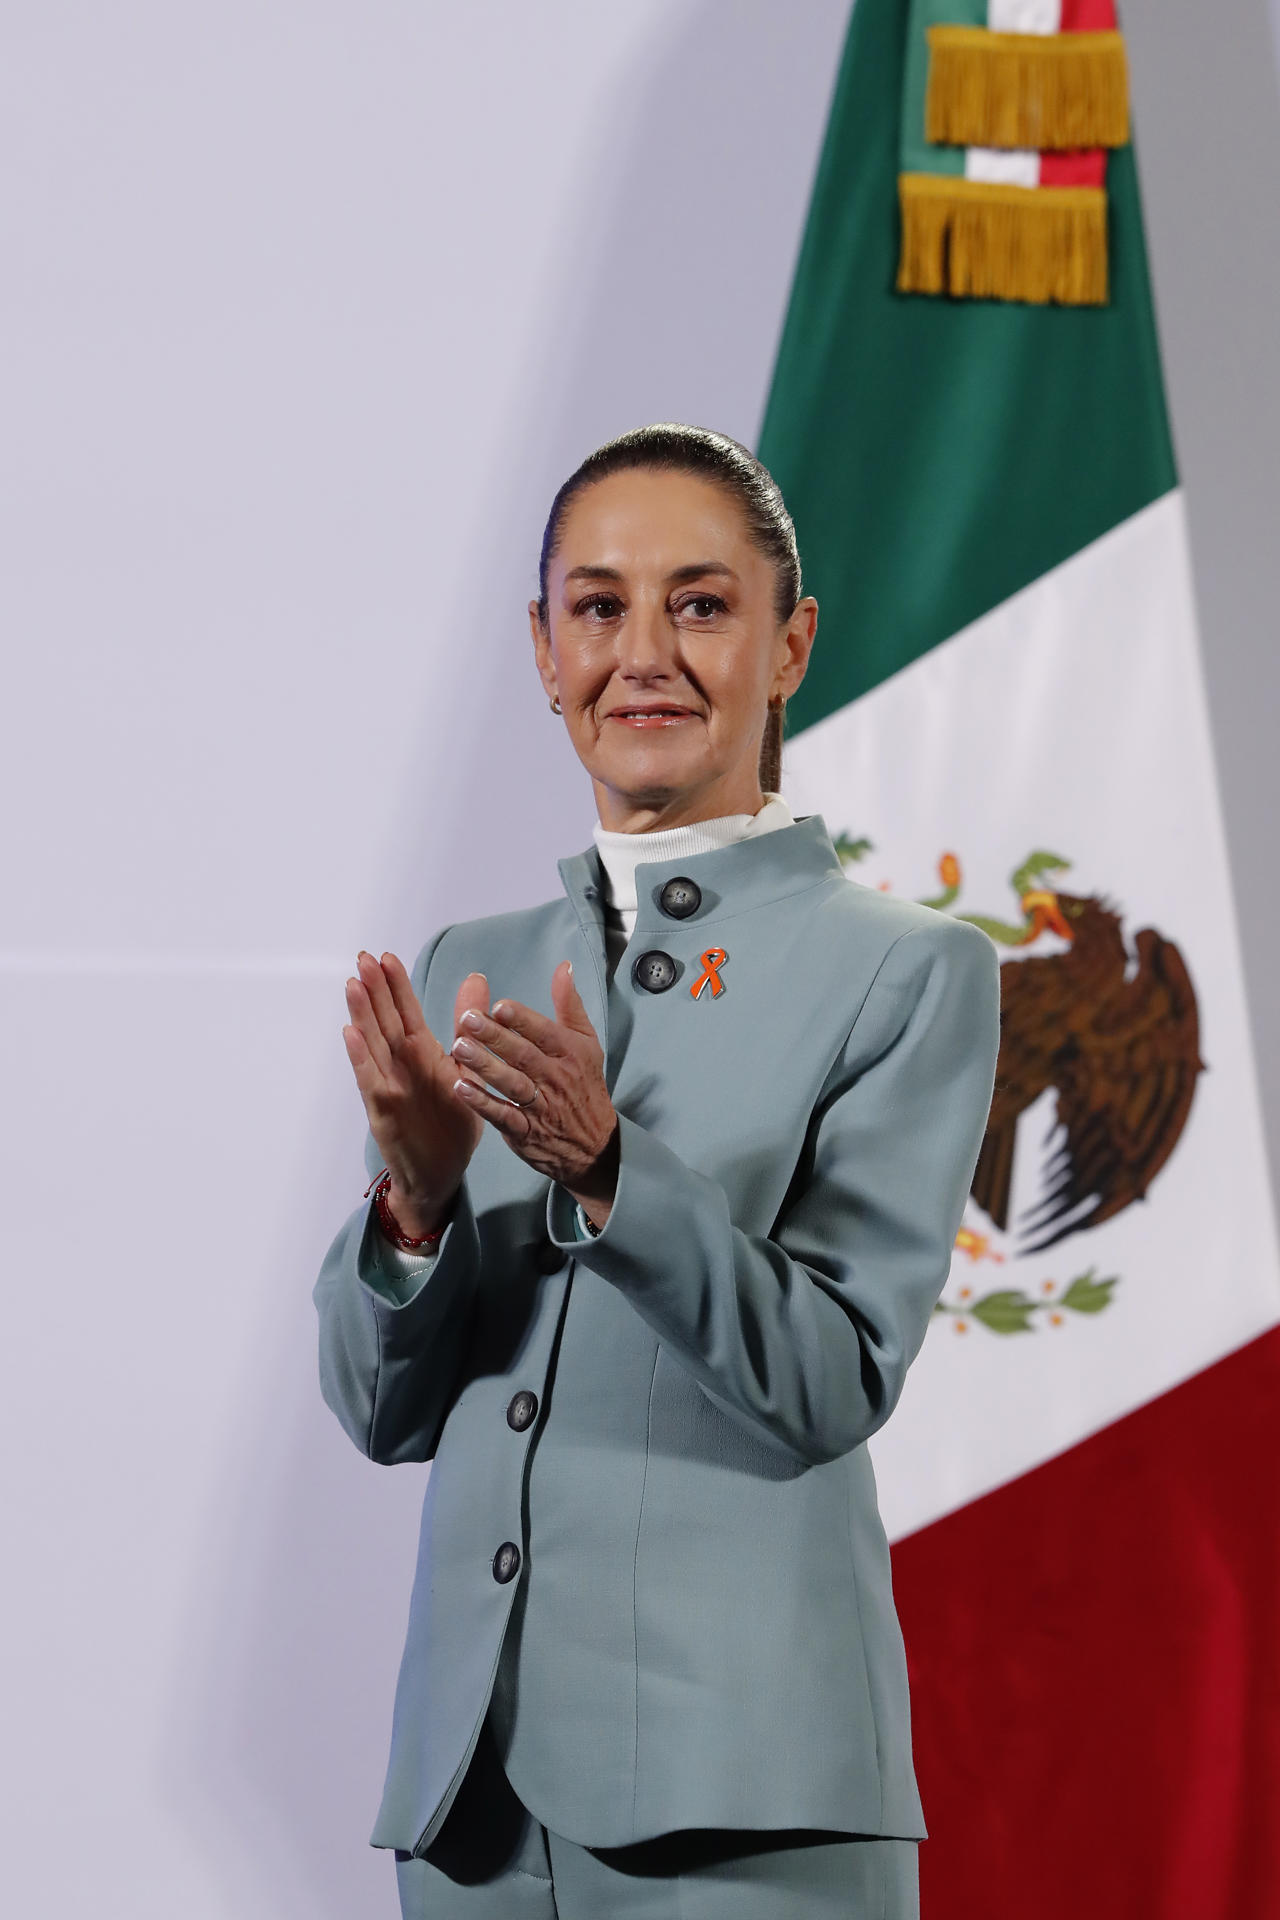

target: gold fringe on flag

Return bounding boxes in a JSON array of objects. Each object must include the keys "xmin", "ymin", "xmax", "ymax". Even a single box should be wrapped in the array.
[
  {"xmin": 897, "ymin": 174, "xmax": 1108, "ymax": 306},
  {"xmin": 925, "ymin": 27, "xmax": 1130, "ymax": 150}
]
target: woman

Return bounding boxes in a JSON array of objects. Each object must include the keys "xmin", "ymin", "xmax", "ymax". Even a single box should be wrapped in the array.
[{"xmin": 314, "ymin": 424, "xmax": 1000, "ymax": 1918}]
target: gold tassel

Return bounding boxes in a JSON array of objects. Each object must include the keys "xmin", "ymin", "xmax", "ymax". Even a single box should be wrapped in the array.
[
  {"xmin": 925, "ymin": 28, "xmax": 1129, "ymax": 150},
  {"xmin": 897, "ymin": 174, "xmax": 1108, "ymax": 306}
]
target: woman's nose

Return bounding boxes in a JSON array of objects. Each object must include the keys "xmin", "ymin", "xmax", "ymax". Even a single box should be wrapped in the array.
[{"xmin": 616, "ymin": 600, "xmax": 676, "ymax": 679}]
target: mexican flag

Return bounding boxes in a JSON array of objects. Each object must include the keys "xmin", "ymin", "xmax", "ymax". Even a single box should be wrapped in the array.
[{"xmin": 758, "ymin": 2, "xmax": 1280, "ymax": 1912}]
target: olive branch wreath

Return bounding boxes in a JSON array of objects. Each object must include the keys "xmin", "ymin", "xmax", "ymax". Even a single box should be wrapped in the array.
[{"xmin": 934, "ymin": 1267, "xmax": 1120, "ymax": 1336}]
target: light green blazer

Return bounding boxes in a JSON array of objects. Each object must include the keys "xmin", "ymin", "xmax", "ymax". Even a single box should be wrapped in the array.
[{"xmin": 313, "ymin": 812, "xmax": 1000, "ymax": 1858}]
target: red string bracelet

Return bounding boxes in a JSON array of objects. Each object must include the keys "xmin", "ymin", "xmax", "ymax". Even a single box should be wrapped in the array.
[{"xmin": 363, "ymin": 1168, "xmax": 448, "ymax": 1251}]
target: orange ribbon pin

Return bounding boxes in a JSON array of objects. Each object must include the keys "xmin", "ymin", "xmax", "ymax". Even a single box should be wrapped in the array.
[{"xmin": 690, "ymin": 946, "xmax": 728, "ymax": 1000}]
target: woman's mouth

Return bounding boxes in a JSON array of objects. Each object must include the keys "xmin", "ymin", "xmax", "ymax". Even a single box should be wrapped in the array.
[{"xmin": 605, "ymin": 706, "xmax": 697, "ymax": 728}]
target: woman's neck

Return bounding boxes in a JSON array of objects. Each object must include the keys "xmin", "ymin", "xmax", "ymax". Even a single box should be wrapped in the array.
[{"xmin": 591, "ymin": 775, "xmax": 767, "ymax": 835}]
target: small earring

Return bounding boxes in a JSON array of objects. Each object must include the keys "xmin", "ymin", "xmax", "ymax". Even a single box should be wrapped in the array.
[{"xmin": 549, "ymin": 694, "xmax": 562, "ymax": 714}]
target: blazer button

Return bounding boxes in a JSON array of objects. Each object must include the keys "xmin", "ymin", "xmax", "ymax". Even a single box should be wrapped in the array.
[
  {"xmin": 658, "ymin": 876, "xmax": 701, "ymax": 919},
  {"xmin": 492, "ymin": 1541, "xmax": 521, "ymax": 1584},
  {"xmin": 633, "ymin": 949, "xmax": 677, "ymax": 994},
  {"xmin": 506, "ymin": 1390, "xmax": 539, "ymax": 1433},
  {"xmin": 531, "ymin": 1238, "xmax": 564, "ymax": 1275}
]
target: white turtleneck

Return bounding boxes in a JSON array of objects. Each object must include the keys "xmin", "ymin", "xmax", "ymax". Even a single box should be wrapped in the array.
[{"xmin": 373, "ymin": 790, "xmax": 796, "ymax": 1290}]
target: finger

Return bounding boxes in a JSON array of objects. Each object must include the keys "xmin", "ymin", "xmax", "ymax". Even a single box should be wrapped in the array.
[
  {"xmin": 357, "ymin": 951, "xmax": 406, "ymax": 1051},
  {"xmin": 487, "ymin": 994, "xmax": 569, "ymax": 1058},
  {"xmin": 342, "ymin": 1022, "xmax": 383, "ymax": 1104},
  {"xmin": 551, "ymin": 959, "xmax": 599, "ymax": 1040},
  {"xmin": 453, "ymin": 1007, "xmax": 546, "ymax": 1078},
  {"xmin": 382, "ymin": 951, "xmax": 428, "ymax": 1039},
  {"xmin": 345, "ymin": 975, "xmax": 393, "ymax": 1076},
  {"xmin": 454, "ymin": 971, "xmax": 491, "ymax": 1037},
  {"xmin": 449, "ymin": 1032, "xmax": 539, "ymax": 1106},
  {"xmin": 451, "ymin": 1071, "xmax": 531, "ymax": 1138}
]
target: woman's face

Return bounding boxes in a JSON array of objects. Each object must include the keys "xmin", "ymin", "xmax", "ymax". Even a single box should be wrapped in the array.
[{"xmin": 530, "ymin": 468, "xmax": 817, "ymax": 831}]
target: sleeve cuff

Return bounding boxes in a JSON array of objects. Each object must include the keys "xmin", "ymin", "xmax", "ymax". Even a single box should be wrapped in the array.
[
  {"xmin": 546, "ymin": 1187, "xmax": 603, "ymax": 1248},
  {"xmin": 545, "ymin": 1116, "xmax": 662, "ymax": 1266},
  {"xmin": 356, "ymin": 1194, "xmax": 463, "ymax": 1308}
]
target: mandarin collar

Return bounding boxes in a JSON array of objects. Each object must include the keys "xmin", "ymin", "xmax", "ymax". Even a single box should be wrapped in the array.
[{"xmin": 557, "ymin": 812, "xmax": 844, "ymax": 937}]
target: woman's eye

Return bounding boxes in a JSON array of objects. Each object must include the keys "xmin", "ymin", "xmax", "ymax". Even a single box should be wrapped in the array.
[
  {"xmin": 578, "ymin": 595, "xmax": 621, "ymax": 620},
  {"xmin": 679, "ymin": 594, "xmax": 727, "ymax": 620}
]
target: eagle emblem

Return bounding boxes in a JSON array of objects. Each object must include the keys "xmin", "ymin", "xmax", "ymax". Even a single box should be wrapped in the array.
[
  {"xmin": 835, "ymin": 841, "xmax": 1206, "ymax": 1335},
  {"xmin": 962, "ymin": 851, "xmax": 1204, "ymax": 1254}
]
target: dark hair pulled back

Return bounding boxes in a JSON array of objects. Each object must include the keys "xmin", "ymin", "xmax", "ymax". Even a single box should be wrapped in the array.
[{"xmin": 535, "ymin": 423, "xmax": 802, "ymax": 793}]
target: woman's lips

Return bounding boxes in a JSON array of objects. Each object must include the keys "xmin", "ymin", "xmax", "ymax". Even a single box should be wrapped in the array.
[{"xmin": 605, "ymin": 708, "xmax": 696, "ymax": 727}]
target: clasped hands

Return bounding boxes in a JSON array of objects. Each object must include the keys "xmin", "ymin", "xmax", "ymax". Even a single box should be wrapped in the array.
[{"xmin": 343, "ymin": 951, "xmax": 620, "ymax": 1241}]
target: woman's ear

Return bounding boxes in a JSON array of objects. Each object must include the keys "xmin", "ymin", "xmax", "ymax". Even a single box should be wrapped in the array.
[
  {"xmin": 772, "ymin": 595, "xmax": 819, "ymax": 700},
  {"xmin": 529, "ymin": 600, "xmax": 559, "ymax": 705}
]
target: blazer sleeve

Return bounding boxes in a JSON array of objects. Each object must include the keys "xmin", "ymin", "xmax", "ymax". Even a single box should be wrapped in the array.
[
  {"xmin": 545, "ymin": 916, "xmax": 1000, "ymax": 1466},
  {"xmin": 312, "ymin": 925, "xmax": 482, "ymax": 1465}
]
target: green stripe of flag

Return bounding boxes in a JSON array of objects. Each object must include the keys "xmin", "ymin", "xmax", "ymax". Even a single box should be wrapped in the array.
[
  {"xmin": 900, "ymin": 0, "xmax": 981, "ymax": 175},
  {"xmin": 757, "ymin": 0, "xmax": 1176, "ymax": 733}
]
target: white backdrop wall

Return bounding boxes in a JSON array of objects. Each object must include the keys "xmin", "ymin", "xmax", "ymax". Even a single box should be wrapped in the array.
[{"xmin": 3, "ymin": 4, "xmax": 1278, "ymax": 1915}]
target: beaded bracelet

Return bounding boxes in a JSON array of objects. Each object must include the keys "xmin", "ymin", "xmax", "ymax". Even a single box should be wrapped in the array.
[{"xmin": 363, "ymin": 1168, "xmax": 448, "ymax": 1251}]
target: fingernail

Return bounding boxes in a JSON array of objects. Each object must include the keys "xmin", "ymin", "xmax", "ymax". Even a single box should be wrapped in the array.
[{"xmin": 567, "ymin": 961, "xmax": 574, "ymax": 977}]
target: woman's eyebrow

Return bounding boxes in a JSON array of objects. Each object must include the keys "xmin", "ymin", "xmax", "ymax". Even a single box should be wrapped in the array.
[
  {"xmin": 562, "ymin": 561, "xmax": 738, "ymax": 585},
  {"xmin": 666, "ymin": 562, "xmax": 738, "ymax": 585}
]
